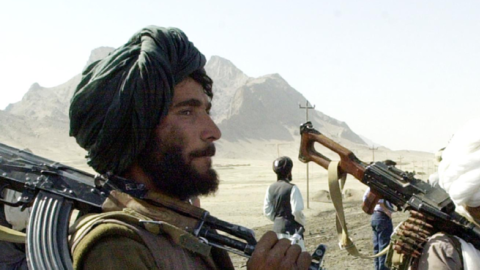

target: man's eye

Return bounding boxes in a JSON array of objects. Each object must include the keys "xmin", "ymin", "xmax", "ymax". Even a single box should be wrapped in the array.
[{"xmin": 180, "ymin": 109, "xmax": 193, "ymax": 115}]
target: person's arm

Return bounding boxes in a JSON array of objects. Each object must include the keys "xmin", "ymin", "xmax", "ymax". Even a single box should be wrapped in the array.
[
  {"xmin": 73, "ymin": 224, "xmax": 156, "ymax": 270},
  {"xmin": 362, "ymin": 187, "xmax": 370, "ymax": 201},
  {"xmin": 263, "ymin": 188, "xmax": 275, "ymax": 221},
  {"xmin": 290, "ymin": 186, "xmax": 305, "ymax": 226},
  {"xmin": 413, "ymin": 233, "xmax": 463, "ymax": 270},
  {"xmin": 79, "ymin": 236, "xmax": 155, "ymax": 270}
]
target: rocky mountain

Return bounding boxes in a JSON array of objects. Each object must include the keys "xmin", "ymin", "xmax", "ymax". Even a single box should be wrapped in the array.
[
  {"xmin": 206, "ymin": 56, "xmax": 250, "ymax": 124},
  {"xmin": 6, "ymin": 78, "xmax": 80, "ymax": 121},
  {"xmin": 0, "ymin": 48, "xmax": 367, "ymax": 167},
  {"xmin": 206, "ymin": 57, "xmax": 365, "ymax": 145},
  {"xmin": 4, "ymin": 47, "xmax": 114, "ymax": 122}
]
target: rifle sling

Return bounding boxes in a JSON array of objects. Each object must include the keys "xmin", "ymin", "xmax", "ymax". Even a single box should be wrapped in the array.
[
  {"xmin": 328, "ymin": 160, "xmax": 389, "ymax": 259},
  {"xmin": 0, "ymin": 224, "xmax": 26, "ymax": 243}
]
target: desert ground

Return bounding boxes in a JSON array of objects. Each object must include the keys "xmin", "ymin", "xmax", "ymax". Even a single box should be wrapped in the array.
[
  {"xmin": 50, "ymin": 141, "xmax": 434, "ymax": 269},
  {"xmin": 200, "ymin": 157, "xmax": 421, "ymax": 270},
  {"xmin": 1, "ymin": 133, "xmax": 434, "ymax": 269}
]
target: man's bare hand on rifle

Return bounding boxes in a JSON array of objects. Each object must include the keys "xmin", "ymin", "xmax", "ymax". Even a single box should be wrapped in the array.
[{"xmin": 247, "ymin": 231, "xmax": 312, "ymax": 270}]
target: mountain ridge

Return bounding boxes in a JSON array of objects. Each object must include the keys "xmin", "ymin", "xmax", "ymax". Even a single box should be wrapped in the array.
[{"xmin": 0, "ymin": 48, "xmax": 373, "ymax": 168}]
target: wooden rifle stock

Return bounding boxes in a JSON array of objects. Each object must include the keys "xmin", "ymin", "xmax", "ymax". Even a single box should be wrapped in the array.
[
  {"xmin": 298, "ymin": 121, "xmax": 380, "ymax": 214},
  {"xmin": 362, "ymin": 191, "xmax": 377, "ymax": 215},
  {"xmin": 299, "ymin": 122, "xmax": 367, "ymax": 180}
]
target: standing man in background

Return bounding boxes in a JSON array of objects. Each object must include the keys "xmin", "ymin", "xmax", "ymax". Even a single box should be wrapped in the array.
[
  {"xmin": 362, "ymin": 159, "xmax": 396, "ymax": 270},
  {"xmin": 363, "ymin": 184, "xmax": 395, "ymax": 270},
  {"xmin": 264, "ymin": 156, "xmax": 306, "ymax": 250}
]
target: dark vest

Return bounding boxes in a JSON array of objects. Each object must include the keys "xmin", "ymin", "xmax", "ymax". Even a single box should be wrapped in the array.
[{"xmin": 268, "ymin": 180, "xmax": 303, "ymax": 235}]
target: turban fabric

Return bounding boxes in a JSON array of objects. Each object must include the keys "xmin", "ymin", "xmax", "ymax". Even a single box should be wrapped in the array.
[
  {"xmin": 69, "ymin": 26, "xmax": 206, "ymax": 174},
  {"xmin": 438, "ymin": 118, "xmax": 480, "ymax": 208}
]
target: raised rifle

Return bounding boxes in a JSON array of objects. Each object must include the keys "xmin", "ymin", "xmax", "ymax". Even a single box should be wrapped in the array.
[
  {"xmin": 0, "ymin": 142, "xmax": 325, "ymax": 270},
  {"xmin": 298, "ymin": 121, "xmax": 480, "ymax": 250}
]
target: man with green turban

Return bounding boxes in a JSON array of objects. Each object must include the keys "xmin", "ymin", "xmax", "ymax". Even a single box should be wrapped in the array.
[{"xmin": 69, "ymin": 26, "xmax": 311, "ymax": 269}]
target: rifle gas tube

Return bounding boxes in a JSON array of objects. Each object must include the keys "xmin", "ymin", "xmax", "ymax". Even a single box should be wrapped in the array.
[{"xmin": 299, "ymin": 121, "xmax": 480, "ymax": 250}]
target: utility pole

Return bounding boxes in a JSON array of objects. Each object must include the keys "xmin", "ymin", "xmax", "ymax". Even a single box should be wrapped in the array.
[
  {"xmin": 398, "ymin": 156, "xmax": 404, "ymax": 170},
  {"xmin": 299, "ymin": 100, "xmax": 315, "ymax": 209},
  {"xmin": 265, "ymin": 143, "xmax": 291, "ymax": 157},
  {"xmin": 369, "ymin": 146, "xmax": 379, "ymax": 162}
]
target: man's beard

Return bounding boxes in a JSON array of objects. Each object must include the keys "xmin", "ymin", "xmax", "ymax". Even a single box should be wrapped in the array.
[{"xmin": 138, "ymin": 138, "xmax": 219, "ymax": 201}]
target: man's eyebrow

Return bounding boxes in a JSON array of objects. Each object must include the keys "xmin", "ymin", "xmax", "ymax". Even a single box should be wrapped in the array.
[
  {"xmin": 172, "ymin": 98, "xmax": 212, "ymax": 110},
  {"xmin": 173, "ymin": 99, "xmax": 202, "ymax": 108}
]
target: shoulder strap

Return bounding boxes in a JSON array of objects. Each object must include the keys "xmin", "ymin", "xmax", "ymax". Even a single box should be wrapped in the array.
[
  {"xmin": 328, "ymin": 161, "xmax": 389, "ymax": 259},
  {"xmin": 0, "ymin": 224, "xmax": 26, "ymax": 243}
]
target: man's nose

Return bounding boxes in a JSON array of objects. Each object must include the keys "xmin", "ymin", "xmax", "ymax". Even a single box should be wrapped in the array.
[{"xmin": 202, "ymin": 115, "xmax": 221, "ymax": 142}]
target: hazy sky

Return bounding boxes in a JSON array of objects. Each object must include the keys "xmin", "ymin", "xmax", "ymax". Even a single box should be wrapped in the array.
[{"xmin": 1, "ymin": 0, "xmax": 479, "ymax": 153}]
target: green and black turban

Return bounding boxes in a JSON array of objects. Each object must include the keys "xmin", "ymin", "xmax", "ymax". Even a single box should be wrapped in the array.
[{"xmin": 69, "ymin": 26, "xmax": 206, "ymax": 174}]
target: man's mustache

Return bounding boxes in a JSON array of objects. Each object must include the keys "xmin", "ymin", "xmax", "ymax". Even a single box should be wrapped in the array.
[{"xmin": 190, "ymin": 144, "xmax": 216, "ymax": 158}]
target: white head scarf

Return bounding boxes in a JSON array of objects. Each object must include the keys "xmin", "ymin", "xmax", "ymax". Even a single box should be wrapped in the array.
[
  {"xmin": 438, "ymin": 118, "xmax": 480, "ymax": 208},
  {"xmin": 436, "ymin": 118, "xmax": 480, "ymax": 269}
]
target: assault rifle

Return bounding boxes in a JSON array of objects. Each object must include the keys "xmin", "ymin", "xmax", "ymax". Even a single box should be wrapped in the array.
[
  {"xmin": 298, "ymin": 121, "xmax": 480, "ymax": 250},
  {"xmin": 0, "ymin": 142, "xmax": 326, "ymax": 270},
  {"xmin": 0, "ymin": 143, "xmax": 106, "ymax": 269}
]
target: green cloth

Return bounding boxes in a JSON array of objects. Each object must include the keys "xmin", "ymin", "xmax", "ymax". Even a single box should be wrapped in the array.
[
  {"xmin": 69, "ymin": 26, "xmax": 206, "ymax": 174},
  {"xmin": 73, "ymin": 223, "xmax": 157, "ymax": 270}
]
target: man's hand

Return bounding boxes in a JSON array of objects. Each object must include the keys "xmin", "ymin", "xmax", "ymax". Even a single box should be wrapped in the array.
[{"xmin": 247, "ymin": 231, "xmax": 312, "ymax": 270}]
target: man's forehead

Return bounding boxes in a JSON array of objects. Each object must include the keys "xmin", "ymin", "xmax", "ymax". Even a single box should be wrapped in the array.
[{"xmin": 172, "ymin": 79, "xmax": 211, "ymax": 107}]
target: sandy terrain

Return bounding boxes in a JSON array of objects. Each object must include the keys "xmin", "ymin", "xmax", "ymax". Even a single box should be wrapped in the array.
[
  {"xmin": 59, "ymin": 143, "xmax": 429, "ymax": 269},
  {"xmin": 200, "ymin": 158, "xmax": 414, "ymax": 269},
  {"xmin": 0, "ymin": 132, "xmax": 432, "ymax": 269}
]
